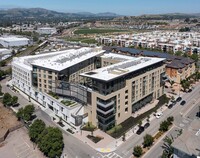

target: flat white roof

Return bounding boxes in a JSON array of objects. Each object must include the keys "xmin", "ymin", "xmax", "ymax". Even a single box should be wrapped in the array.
[
  {"xmin": 0, "ymin": 36, "xmax": 29, "ymax": 42},
  {"xmin": 101, "ymin": 52, "xmax": 134, "ymax": 61},
  {"xmin": 15, "ymin": 47, "xmax": 104, "ymax": 71},
  {"xmin": 81, "ymin": 54, "xmax": 165, "ymax": 81}
]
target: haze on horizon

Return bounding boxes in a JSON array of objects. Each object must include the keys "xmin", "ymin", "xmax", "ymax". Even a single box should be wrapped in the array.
[{"xmin": 0, "ymin": 0, "xmax": 200, "ymax": 16}]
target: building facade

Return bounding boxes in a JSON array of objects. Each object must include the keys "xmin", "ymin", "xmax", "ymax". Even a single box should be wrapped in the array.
[{"xmin": 12, "ymin": 47, "xmax": 166, "ymax": 131}]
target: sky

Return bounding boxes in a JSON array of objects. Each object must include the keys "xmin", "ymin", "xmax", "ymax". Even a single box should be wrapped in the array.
[{"xmin": 0, "ymin": 0, "xmax": 200, "ymax": 15}]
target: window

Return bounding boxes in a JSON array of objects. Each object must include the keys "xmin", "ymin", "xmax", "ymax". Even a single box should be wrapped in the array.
[
  {"xmin": 125, "ymin": 95, "xmax": 128, "ymax": 99},
  {"xmin": 125, "ymin": 101, "xmax": 128, "ymax": 105},
  {"xmin": 125, "ymin": 107, "xmax": 128, "ymax": 112},
  {"xmin": 118, "ymin": 113, "xmax": 120, "ymax": 117},
  {"xmin": 125, "ymin": 90, "xmax": 128, "ymax": 93}
]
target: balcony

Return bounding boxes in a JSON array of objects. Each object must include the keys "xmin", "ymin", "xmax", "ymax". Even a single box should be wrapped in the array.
[
  {"xmin": 97, "ymin": 107, "xmax": 114, "ymax": 115},
  {"xmin": 97, "ymin": 100, "xmax": 115, "ymax": 109}
]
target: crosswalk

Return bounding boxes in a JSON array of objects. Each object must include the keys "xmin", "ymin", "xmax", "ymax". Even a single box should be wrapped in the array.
[{"xmin": 96, "ymin": 152, "xmax": 122, "ymax": 158}]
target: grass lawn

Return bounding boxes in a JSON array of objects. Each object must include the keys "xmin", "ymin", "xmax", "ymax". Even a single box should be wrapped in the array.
[
  {"xmin": 63, "ymin": 37, "xmax": 97, "ymax": 44},
  {"xmin": 74, "ymin": 28, "xmax": 129, "ymax": 35},
  {"xmin": 61, "ymin": 100, "xmax": 76, "ymax": 107}
]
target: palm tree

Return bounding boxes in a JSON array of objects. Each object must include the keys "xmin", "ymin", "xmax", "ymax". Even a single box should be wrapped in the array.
[{"xmin": 161, "ymin": 135, "xmax": 174, "ymax": 157}]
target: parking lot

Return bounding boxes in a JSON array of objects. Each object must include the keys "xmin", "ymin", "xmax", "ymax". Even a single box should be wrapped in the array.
[{"xmin": 0, "ymin": 127, "xmax": 45, "ymax": 158}]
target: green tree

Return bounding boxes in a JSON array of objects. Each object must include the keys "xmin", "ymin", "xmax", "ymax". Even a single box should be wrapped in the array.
[
  {"xmin": 133, "ymin": 146, "xmax": 143, "ymax": 157},
  {"xmin": 181, "ymin": 80, "xmax": 190, "ymax": 92},
  {"xmin": 23, "ymin": 105, "xmax": 35, "ymax": 121},
  {"xmin": 167, "ymin": 116, "xmax": 174, "ymax": 125},
  {"xmin": 175, "ymin": 51, "xmax": 182, "ymax": 56},
  {"xmin": 29, "ymin": 119, "xmax": 46, "ymax": 143},
  {"xmin": 0, "ymin": 60, "xmax": 6, "ymax": 67},
  {"xmin": 16, "ymin": 108, "xmax": 24, "ymax": 120},
  {"xmin": 16, "ymin": 105, "xmax": 35, "ymax": 121},
  {"xmin": 38, "ymin": 127, "xmax": 64, "ymax": 158},
  {"xmin": 184, "ymin": 18, "xmax": 190, "ymax": 23},
  {"xmin": 2, "ymin": 93, "xmax": 12, "ymax": 106},
  {"xmin": 0, "ymin": 84, "xmax": 3, "ymax": 95},
  {"xmin": 143, "ymin": 134, "xmax": 154, "ymax": 147},
  {"xmin": 11, "ymin": 96, "xmax": 18, "ymax": 106},
  {"xmin": 138, "ymin": 120, "xmax": 142, "ymax": 127},
  {"xmin": 161, "ymin": 136, "xmax": 174, "ymax": 157},
  {"xmin": 159, "ymin": 121, "xmax": 170, "ymax": 132},
  {"xmin": 0, "ymin": 70, "xmax": 5, "ymax": 79},
  {"xmin": 190, "ymin": 53, "xmax": 199, "ymax": 62}
]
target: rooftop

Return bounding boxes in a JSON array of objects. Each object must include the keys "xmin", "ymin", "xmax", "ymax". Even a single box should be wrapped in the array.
[
  {"xmin": 13, "ymin": 47, "xmax": 104, "ymax": 71},
  {"xmin": 104, "ymin": 46, "xmax": 194, "ymax": 69},
  {"xmin": 172, "ymin": 119, "xmax": 200, "ymax": 156},
  {"xmin": 0, "ymin": 36, "xmax": 29, "ymax": 42},
  {"xmin": 81, "ymin": 52, "xmax": 165, "ymax": 81}
]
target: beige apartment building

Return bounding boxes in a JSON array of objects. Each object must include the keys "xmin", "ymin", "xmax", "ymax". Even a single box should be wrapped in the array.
[
  {"xmin": 31, "ymin": 47, "xmax": 103, "ymax": 93},
  {"xmin": 81, "ymin": 53, "xmax": 166, "ymax": 130}
]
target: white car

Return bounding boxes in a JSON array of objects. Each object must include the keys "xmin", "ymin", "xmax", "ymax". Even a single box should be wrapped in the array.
[{"xmin": 155, "ymin": 112, "xmax": 163, "ymax": 119}]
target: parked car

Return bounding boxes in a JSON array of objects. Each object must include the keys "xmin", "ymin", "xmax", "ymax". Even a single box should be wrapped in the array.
[
  {"xmin": 168, "ymin": 103, "xmax": 173, "ymax": 109},
  {"xmin": 176, "ymin": 97, "xmax": 182, "ymax": 102},
  {"xmin": 143, "ymin": 122, "xmax": 150, "ymax": 129},
  {"xmin": 136, "ymin": 126, "xmax": 145, "ymax": 135},
  {"xmin": 180, "ymin": 100, "xmax": 186, "ymax": 106},
  {"xmin": 156, "ymin": 112, "xmax": 163, "ymax": 119}
]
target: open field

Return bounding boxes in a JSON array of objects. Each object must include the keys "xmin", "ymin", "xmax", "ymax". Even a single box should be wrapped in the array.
[
  {"xmin": 63, "ymin": 37, "xmax": 97, "ymax": 44},
  {"xmin": 74, "ymin": 28, "xmax": 129, "ymax": 35},
  {"xmin": 0, "ymin": 103, "xmax": 21, "ymax": 138}
]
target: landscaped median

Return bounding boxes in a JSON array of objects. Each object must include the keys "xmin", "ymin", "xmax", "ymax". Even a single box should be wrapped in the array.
[{"xmin": 132, "ymin": 116, "xmax": 174, "ymax": 158}]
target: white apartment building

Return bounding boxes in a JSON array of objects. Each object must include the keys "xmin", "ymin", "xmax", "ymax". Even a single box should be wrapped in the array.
[{"xmin": 98, "ymin": 31, "xmax": 200, "ymax": 53}]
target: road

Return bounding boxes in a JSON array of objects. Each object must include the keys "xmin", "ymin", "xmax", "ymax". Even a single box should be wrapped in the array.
[{"xmin": 115, "ymin": 81, "xmax": 200, "ymax": 158}]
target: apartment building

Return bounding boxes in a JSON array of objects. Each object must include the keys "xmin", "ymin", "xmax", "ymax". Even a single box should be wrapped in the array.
[
  {"xmin": 12, "ymin": 47, "xmax": 166, "ymax": 131},
  {"xmin": 81, "ymin": 53, "xmax": 166, "ymax": 130},
  {"xmin": 98, "ymin": 31, "xmax": 200, "ymax": 53},
  {"xmin": 104, "ymin": 47, "xmax": 195, "ymax": 83}
]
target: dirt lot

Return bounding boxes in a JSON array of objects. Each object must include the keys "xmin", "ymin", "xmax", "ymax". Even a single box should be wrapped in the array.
[{"xmin": 0, "ymin": 102, "xmax": 22, "ymax": 138}]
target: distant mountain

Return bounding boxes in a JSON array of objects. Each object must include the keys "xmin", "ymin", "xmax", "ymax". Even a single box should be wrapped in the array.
[
  {"xmin": 96, "ymin": 12, "xmax": 119, "ymax": 17},
  {"xmin": 76, "ymin": 12, "xmax": 119, "ymax": 17},
  {"xmin": 0, "ymin": 8, "xmax": 119, "ymax": 21},
  {"xmin": 115, "ymin": 12, "xmax": 200, "ymax": 21}
]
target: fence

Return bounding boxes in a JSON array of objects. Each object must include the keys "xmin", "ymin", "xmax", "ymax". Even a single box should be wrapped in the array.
[{"xmin": 0, "ymin": 123, "xmax": 24, "ymax": 143}]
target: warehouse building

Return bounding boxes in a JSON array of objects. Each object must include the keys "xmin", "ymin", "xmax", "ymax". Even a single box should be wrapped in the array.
[{"xmin": 0, "ymin": 36, "xmax": 30, "ymax": 48}]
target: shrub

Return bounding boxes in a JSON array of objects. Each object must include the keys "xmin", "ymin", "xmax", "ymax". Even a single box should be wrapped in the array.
[
  {"xmin": 133, "ymin": 146, "xmax": 143, "ymax": 157},
  {"xmin": 143, "ymin": 134, "xmax": 154, "ymax": 147},
  {"xmin": 159, "ymin": 121, "xmax": 170, "ymax": 132},
  {"xmin": 167, "ymin": 116, "xmax": 174, "ymax": 125}
]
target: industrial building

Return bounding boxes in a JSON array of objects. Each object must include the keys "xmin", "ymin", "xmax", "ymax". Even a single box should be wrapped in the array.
[
  {"xmin": 0, "ymin": 36, "xmax": 30, "ymax": 48},
  {"xmin": 37, "ymin": 27, "xmax": 57, "ymax": 35},
  {"xmin": 12, "ymin": 47, "xmax": 166, "ymax": 131}
]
